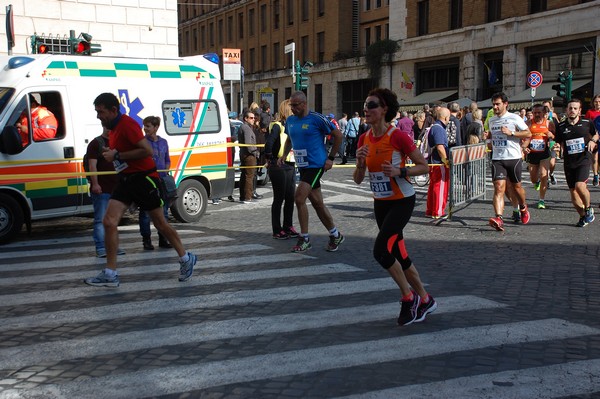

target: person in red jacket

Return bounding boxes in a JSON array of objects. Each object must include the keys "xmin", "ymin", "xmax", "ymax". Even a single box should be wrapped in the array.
[{"xmin": 17, "ymin": 93, "xmax": 58, "ymax": 146}]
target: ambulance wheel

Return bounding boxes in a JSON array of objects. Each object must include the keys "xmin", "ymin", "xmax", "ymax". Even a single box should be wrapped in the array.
[
  {"xmin": 171, "ymin": 179, "xmax": 207, "ymax": 223},
  {"xmin": 0, "ymin": 193, "xmax": 24, "ymax": 244}
]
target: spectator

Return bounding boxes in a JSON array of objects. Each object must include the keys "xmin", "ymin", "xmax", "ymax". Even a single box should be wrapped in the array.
[
  {"xmin": 346, "ymin": 112, "xmax": 361, "ymax": 158},
  {"xmin": 397, "ymin": 111, "xmax": 415, "ymax": 141},
  {"xmin": 238, "ymin": 110, "xmax": 260, "ymax": 203},
  {"xmin": 426, "ymin": 107, "xmax": 451, "ymax": 218},
  {"xmin": 265, "ymin": 99, "xmax": 298, "ymax": 239},
  {"xmin": 447, "ymin": 101, "xmax": 462, "ymax": 148},
  {"xmin": 86, "ymin": 127, "xmax": 125, "ymax": 258},
  {"xmin": 138, "ymin": 116, "xmax": 172, "ymax": 250},
  {"xmin": 467, "ymin": 109, "xmax": 484, "ymax": 144}
]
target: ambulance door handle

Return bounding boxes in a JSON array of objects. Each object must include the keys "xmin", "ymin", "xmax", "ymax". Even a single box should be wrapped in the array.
[{"xmin": 64, "ymin": 147, "xmax": 74, "ymax": 159}]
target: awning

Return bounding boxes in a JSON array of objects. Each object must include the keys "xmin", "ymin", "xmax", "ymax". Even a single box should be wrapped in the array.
[
  {"xmin": 455, "ymin": 97, "xmax": 475, "ymax": 109},
  {"xmin": 477, "ymin": 80, "xmax": 590, "ymax": 110},
  {"xmin": 398, "ymin": 90, "xmax": 457, "ymax": 112}
]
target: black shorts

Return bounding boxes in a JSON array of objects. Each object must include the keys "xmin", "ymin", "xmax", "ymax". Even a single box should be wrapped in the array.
[
  {"xmin": 491, "ymin": 158, "xmax": 523, "ymax": 183},
  {"xmin": 564, "ymin": 163, "xmax": 591, "ymax": 189},
  {"xmin": 111, "ymin": 172, "xmax": 163, "ymax": 211},
  {"xmin": 527, "ymin": 151, "xmax": 551, "ymax": 165},
  {"xmin": 298, "ymin": 167, "xmax": 324, "ymax": 189}
]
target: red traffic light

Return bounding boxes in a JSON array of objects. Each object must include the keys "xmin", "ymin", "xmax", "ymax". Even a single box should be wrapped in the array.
[
  {"xmin": 74, "ymin": 41, "xmax": 90, "ymax": 54},
  {"xmin": 37, "ymin": 44, "xmax": 49, "ymax": 54}
]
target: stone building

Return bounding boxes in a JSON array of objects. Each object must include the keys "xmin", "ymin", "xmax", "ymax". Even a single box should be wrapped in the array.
[
  {"xmin": 0, "ymin": 1, "xmax": 178, "ymax": 59},
  {"xmin": 178, "ymin": 0, "xmax": 600, "ymax": 115}
]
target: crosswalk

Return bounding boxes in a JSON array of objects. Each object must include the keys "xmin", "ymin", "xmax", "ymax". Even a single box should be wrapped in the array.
[{"xmin": 1, "ymin": 226, "xmax": 599, "ymax": 398}]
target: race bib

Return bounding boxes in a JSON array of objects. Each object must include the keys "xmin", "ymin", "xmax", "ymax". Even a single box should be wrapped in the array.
[
  {"xmin": 492, "ymin": 138, "xmax": 507, "ymax": 147},
  {"xmin": 530, "ymin": 139, "xmax": 546, "ymax": 151},
  {"xmin": 369, "ymin": 172, "xmax": 393, "ymax": 198},
  {"xmin": 565, "ymin": 137, "xmax": 585, "ymax": 154},
  {"xmin": 113, "ymin": 159, "xmax": 129, "ymax": 173},
  {"xmin": 293, "ymin": 149, "xmax": 308, "ymax": 168}
]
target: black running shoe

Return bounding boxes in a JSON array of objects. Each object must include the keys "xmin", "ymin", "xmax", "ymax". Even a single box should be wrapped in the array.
[
  {"xmin": 397, "ymin": 292, "xmax": 420, "ymax": 326},
  {"xmin": 415, "ymin": 296, "xmax": 438, "ymax": 322}
]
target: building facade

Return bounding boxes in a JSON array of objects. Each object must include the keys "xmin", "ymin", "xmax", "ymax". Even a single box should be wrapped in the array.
[
  {"xmin": 180, "ymin": 0, "xmax": 600, "ymax": 115},
  {"xmin": 1, "ymin": 0, "xmax": 178, "ymax": 59}
]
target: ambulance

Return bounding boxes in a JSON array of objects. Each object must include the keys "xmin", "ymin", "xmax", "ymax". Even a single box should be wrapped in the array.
[{"xmin": 0, "ymin": 52, "xmax": 235, "ymax": 244}]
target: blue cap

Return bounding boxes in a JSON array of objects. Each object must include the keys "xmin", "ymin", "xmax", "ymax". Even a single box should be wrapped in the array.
[{"xmin": 327, "ymin": 113, "xmax": 335, "ymax": 119}]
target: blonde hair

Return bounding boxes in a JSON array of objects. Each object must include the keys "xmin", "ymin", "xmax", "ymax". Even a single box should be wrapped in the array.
[
  {"xmin": 249, "ymin": 102, "xmax": 259, "ymax": 112},
  {"xmin": 276, "ymin": 99, "xmax": 293, "ymax": 123},
  {"xmin": 472, "ymin": 109, "xmax": 483, "ymax": 121}
]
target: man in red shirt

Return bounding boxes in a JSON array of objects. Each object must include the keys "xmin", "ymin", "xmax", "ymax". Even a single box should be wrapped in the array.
[{"xmin": 84, "ymin": 92, "xmax": 197, "ymax": 287}]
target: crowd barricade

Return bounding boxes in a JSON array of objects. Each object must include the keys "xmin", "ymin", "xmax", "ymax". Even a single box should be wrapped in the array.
[{"xmin": 436, "ymin": 142, "xmax": 487, "ymax": 225}]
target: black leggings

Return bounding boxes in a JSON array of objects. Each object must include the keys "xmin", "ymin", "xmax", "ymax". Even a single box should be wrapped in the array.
[
  {"xmin": 268, "ymin": 165, "xmax": 295, "ymax": 234},
  {"xmin": 373, "ymin": 196, "xmax": 415, "ymax": 270}
]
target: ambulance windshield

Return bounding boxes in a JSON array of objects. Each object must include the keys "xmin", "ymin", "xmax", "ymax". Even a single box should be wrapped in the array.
[{"xmin": 0, "ymin": 88, "xmax": 15, "ymax": 116}]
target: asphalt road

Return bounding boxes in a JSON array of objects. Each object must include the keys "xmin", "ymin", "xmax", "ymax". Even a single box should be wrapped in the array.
[{"xmin": 1, "ymin": 162, "xmax": 600, "ymax": 399}]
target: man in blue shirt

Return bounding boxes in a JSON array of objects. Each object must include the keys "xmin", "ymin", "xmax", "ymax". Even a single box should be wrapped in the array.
[
  {"xmin": 426, "ymin": 107, "xmax": 450, "ymax": 218},
  {"xmin": 286, "ymin": 91, "xmax": 344, "ymax": 253}
]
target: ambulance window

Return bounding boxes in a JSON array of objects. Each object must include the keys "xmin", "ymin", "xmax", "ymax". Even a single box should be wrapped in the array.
[
  {"xmin": 30, "ymin": 91, "xmax": 65, "ymax": 143},
  {"xmin": 162, "ymin": 100, "xmax": 221, "ymax": 135}
]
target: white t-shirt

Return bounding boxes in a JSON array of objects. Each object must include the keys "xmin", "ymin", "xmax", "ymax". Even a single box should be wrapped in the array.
[{"xmin": 488, "ymin": 112, "xmax": 529, "ymax": 160}]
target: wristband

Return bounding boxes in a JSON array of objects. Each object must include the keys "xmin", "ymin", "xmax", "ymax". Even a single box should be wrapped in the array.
[
  {"xmin": 327, "ymin": 155, "xmax": 335, "ymax": 161},
  {"xmin": 114, "ymin": 151, "xmax": 120, "ymax": 161},
  {"xmin": 400, "ymin": 167, "xmax": 408, "ymax": 178}
]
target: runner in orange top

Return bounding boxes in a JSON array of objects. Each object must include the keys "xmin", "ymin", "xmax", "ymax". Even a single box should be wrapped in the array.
[
  {"xmin": 525, "ymin": 104, "xmax": 554, "ymax": 209},
  {"xmin": 353, "ymin": 87, "xmax": 436, "ymax": 326}
]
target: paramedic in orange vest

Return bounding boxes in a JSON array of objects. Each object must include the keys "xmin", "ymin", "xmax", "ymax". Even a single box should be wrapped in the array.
[
  {"xmin": 16, "ymin": 93, "xmax": 58, "ymax": 146},
  {"xmin": 524, "ymin": 103, "xmax": 555, "ymax": 210},
  {"xmin": 353, "ymin": 87, "xmax": 437, "ymax": 326}
]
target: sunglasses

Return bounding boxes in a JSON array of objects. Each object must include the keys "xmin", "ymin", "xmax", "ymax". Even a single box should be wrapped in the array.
[
  {"xmin": 364, "ymin": 101, "xmax": 381, "ymax": 110},
  {"xmin": 246, "ymin": 116, "xmax": 255, "ymax": 119}
]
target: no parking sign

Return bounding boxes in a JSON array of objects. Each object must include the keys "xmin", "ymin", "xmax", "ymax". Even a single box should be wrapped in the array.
[{"xmin": 527, "ymin": 71, "xmax": 543, "ymax": 98}]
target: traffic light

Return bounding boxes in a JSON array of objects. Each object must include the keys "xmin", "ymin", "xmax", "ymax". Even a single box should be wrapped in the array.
[
  {"xmin": 294, "ymin": 60, "xmax": 312, "ymax": 91},
  {"xmin": 30, "ymin": 31, "xmax": 100, "ymax": 55},
  {"xmin": 32, "ymin": 35, "xmax": 70, "ymax": 54},
  {"xmin": 71, "ymin": 33, "xmax": 101, "ymax": 55},
  {"xmin": 552, "ymin": 71, "xmax": 572, "ymax": 102}
]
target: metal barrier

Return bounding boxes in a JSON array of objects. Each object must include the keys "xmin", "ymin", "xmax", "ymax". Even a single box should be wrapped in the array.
[{"xmin": 435, "ymin": 143, "xmax": 487, "ymax": 225}]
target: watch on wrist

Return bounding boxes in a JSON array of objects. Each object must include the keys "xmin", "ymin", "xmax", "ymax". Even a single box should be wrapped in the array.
[
  {"xmin": 511, "ymin": 131, "xmax": 515, "ymax": 136},
  {"xmin": 327, "ymin": 155, "xmax": 335, "ymax": 161}
]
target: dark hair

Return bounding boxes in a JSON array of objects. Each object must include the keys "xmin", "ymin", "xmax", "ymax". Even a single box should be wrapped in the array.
[
  {"xmin": 568, "ymin": 98, "xmax": 583, "ymax": 107},
  {"xmin": 94, "ymin": 92, "xmax": 120, "ymax": 110},
  {"xmin": 260, "ymin": 100, "xmax": 270, "ymax": 112},
  {"xmin": 368, "ymin": 87, "xmax": 400, "ymax": 123},
  {"xmin": 491, "ymin": 92, "xmax": 508, "ymax": 104},
  {"xmin": 143, "ymin": 116, "xmax": 161, "ymax": 127}
]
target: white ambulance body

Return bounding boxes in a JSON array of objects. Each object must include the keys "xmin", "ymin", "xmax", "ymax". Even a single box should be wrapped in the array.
[{"xmin": 0, "ymin": 53, "xmax": 235, "ymax": 244}]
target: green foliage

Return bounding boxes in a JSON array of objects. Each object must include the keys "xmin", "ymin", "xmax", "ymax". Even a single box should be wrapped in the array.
[{"xmin": 365, "ymin": 39, "xmax": 399, "ymax": 84}]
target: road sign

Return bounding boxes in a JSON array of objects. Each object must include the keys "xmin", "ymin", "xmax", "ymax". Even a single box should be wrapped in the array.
[
  {"xmin": 527, "ymin": 71, "xmax": 543, "ymax": 88},
  {"xmin": 223, "ymin": 48, "xmax": 241, "ymax": 81},
  {"xmin": 284, "ymin": 42, "xmax": 295, "ymax": 54}
]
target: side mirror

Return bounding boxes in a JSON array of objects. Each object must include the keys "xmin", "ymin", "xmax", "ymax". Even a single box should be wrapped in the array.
[{"xmin": 0, "ymin": 126, "xmax": 24, "ymax": 155}]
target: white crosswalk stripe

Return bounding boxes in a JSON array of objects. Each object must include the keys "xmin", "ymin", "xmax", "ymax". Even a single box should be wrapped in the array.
[{"xmin": 0, "ymin": 228, "xmax": 598, "ymax": 399}]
